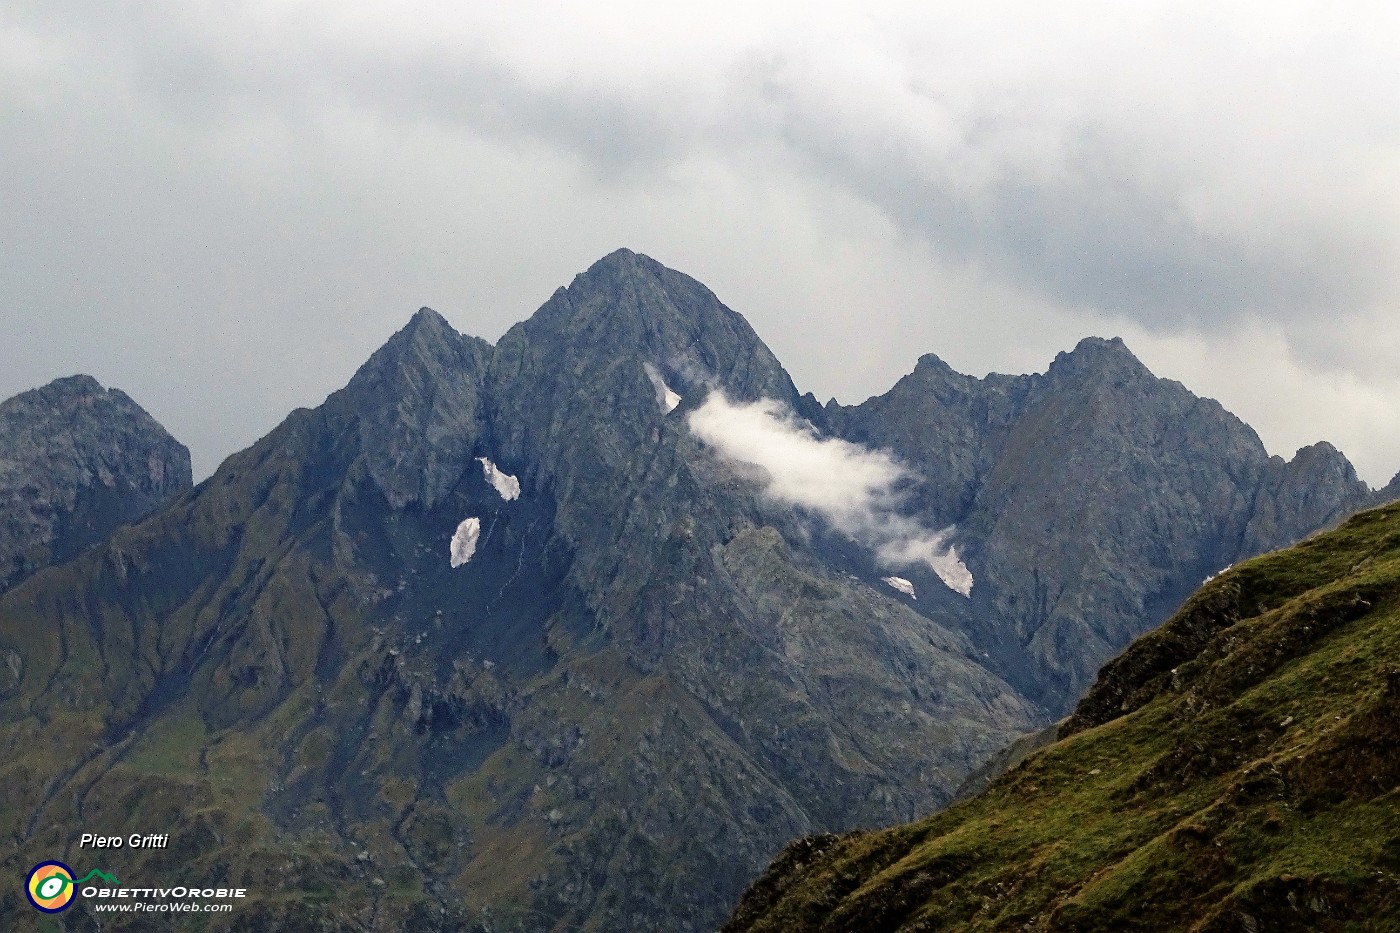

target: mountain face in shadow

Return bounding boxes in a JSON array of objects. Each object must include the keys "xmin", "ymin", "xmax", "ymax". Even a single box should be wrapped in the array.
[
  {"xmin": 0, "ymin": 374, "xmax": 191, "ymax": 596},
  {"xmin": 0, "ymin": 250, "xmax": 1390, "ymax": 931}
]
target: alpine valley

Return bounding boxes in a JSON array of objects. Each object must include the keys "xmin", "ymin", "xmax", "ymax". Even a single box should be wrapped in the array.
[{"xmin": 1, "ymin": 250, "xmax": 1394, "ymax": 931}]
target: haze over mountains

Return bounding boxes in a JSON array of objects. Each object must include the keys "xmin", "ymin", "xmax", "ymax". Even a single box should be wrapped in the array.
[{"xmin": 0, "ymin": 250, "xmax": 1394, "ymax": 931}]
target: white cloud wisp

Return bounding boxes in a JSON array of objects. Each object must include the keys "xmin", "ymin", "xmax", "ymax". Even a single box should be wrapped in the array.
[{"xmin": 688, "ymin": 392, "xmax": 973, "ymax": 596}]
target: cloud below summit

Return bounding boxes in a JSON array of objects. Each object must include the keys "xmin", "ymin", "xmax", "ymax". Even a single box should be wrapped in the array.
[{"xmin": 688, "ymin": 392, "xmax": 973, "ymax": 595}]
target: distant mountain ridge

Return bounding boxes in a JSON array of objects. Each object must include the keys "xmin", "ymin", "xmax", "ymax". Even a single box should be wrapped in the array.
[
  {"xmin": 0, "ymin": 249, "xmax": 1392, "ymax": 931},
  {"xmin": 0, "ymin": 374, "xmax": 191, "ymax": 595}
]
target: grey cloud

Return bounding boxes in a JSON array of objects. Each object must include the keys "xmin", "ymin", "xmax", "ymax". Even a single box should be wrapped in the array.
[
  {"xmin": 421, "ymin": 26, "xmax": 1390, "ymax": 333},
  {"xmin": 2, "ymin": 0, "xmax": 1399, "ymax": 484},
  {"xmin": 10, "ymin": 2, "xmax": 1396, "ymax": 332},
  {"xmin": 749, "ymin": 57, "xmax": 1395, "ymax": 329}
]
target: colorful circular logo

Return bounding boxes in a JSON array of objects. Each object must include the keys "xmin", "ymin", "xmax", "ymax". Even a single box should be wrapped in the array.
[{"xmin": 26, "ymin": 861, "xmax": 76, "ymax": 913}]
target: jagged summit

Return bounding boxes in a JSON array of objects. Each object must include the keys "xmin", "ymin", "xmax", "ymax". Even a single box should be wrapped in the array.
[
  {"xmin": 37, "ymin": 373, "xmax": 105, "ymax": 396},
  {"xmin": 1074, "ymin": 334, "xmax": 1132, "ymax": 353},
  {"xmin": 896, "ymin": 337, "xmax": 1145, "ymax": 400},
  {"xmin": 345, "ymin": 306, "xmax": 490, "ymax": 409},
  {"xmin": 1286, "ymin": 440, "xmax": 1356, "ymax": 475},
  {"xmin": 404, "ymin": 305, "xmax": 458, "ymax": 335},
  {"xmin": 361, "ymin": 306, "xmax": 476, "ymax": 365},
  {"xmin": 15, "ymin": 374, "xmax": 153, "ymax": 415},
  {"xmin": 341, "ymin": 306, "xmax": 493, "ymax": 510},
  {"xmin": 1047, "ymin": 335, "xmax": 1152, "ymax": 382},
  {"xmin": 572, "ymin": 247, "xmax": 683, "ymax": 291},
  {"xmin": 910, "ymin": 352, "xmax": 961, "ymax": 378},
  {"xmin": 494, "ymin": 249, "xmax": 797, "ymax": 414},
  {"xmin": 543, "ymin": 248, "xmax": 766, "ymax": 352},
  {"xmin": 579, "ymin": 245, "xmax": 644, "ymax": 274}
]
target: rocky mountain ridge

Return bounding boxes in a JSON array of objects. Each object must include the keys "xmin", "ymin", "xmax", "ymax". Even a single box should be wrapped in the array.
[
  {"xmin": 828, "ymin": 334, "xmax": 1391, "ymax": 708},
  {"xmin": 0, "ymin": 249, "xmax": 1392, "ymax": 931}
]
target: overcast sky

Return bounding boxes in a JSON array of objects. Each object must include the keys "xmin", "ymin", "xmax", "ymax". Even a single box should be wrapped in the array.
[{"xmin": 3, "ymin": 1, "xmax": 1398, "ymax": 483}]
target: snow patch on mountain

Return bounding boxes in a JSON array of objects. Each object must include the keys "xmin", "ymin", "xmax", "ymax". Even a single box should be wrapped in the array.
[
  {"xmin": 883, "ymin": 576, "xmax": 917, "ymax": 599},
  {"xmin": 477, "ymin": 457, "xmax": 521, "ymax": 501},
  {"xmin": 450, "ymin": 517, "xmax": 481, "ymax": 567},
  {"xmin": 878, "ymin": 536, "xmax": 974, "ymax": 597},
  {"xmin": 644, "ymin": 363, "xmax": 682, "ymax": 414}
]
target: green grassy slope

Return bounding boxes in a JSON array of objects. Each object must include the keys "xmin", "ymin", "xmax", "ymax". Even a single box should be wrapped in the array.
[{"xmin": 725, "ymin": 501, "xmax": 1400, "ymax": 932}]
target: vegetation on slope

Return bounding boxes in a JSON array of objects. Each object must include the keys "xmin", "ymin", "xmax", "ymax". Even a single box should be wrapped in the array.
[{"xmin": 725, "ymin": 501, "xmax": 1400, "ymax": 932}]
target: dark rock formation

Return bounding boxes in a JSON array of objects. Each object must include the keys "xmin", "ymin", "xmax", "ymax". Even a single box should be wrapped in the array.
[
  {"xmin": 0, "ymin": 375, "xmax": 191, "ymax": 594},
  {"xmin": 347, "ymin": 307, "xmax": 494, "ymax": 510}
]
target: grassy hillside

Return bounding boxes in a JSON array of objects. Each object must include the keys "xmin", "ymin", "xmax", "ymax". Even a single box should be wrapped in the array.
[{"xmin": 725, "ymin": 501, "xmax": 1400, "ymax": 932}]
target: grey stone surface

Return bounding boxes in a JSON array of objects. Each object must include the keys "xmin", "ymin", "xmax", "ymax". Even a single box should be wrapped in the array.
[
  {"xmin": 345, "ymin": 307, "xmax": 494, "ymax": 510},
  {"xmin": 0, "ymin": 374, "xmax": 190, "ymax": 594}
]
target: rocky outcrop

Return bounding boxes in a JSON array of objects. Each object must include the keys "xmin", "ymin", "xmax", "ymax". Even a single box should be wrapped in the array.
[
  {"xmin": 0, "ymin": 375, "xmax": 191, "ymax": 594},
  {"xmin": 344, "ymin": 307, "xmax": 494, "ymax": 510},
  {"xmin": 1242, "ymin": 441, "xmax": 1373, "ymax": 554}
]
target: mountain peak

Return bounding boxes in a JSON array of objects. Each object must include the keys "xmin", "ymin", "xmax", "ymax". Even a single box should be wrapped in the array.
[
  {"xmin": 0, "ymin": 376, "xmax": 191, "ymax": 593},
  {"xmin": 588, "ymin": 246, "xmax": 641, "ymax": 269},
  {"xmin": 401, "ymin": 306, "xmax": 457, "ymax": 341},
  {"xmin": 912, "ymin": 352, "xmax": 957, "ymax": 376},
  {"xmin": 43, "ymin": 373, "xmax": 106, "ymax": 397},
  {"xmin": 341, "ymin": 308, "xmax": 493, "ymax": 510},
  {"xmin": 356, "ymin": 307, "xmax": 480, "ymax": 375},
  {"xmin": 6, "ymin": 375, "xmax": 157, "ymax": 423},
  {"xmin": 1068, "ymin": 335, "xmax": 1137, "ymax": 360},
  {"xmin": 498, "ymin": 250, "xmax": 797, "ymax": 406},
  {"xmin": 1285, "ymin": 441, "xmax": 1362, "ymax": 487},
  {"xmin": 410, "ymin": 304, "xmax": 445, "ymax": 322},
  {"xmin": 568, "ymin": 248, "xmax": 678, "ymax": 300},
  {"xmin": 1047, "ymin": 336, "xmax": 1151, "ymax": 383}
]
